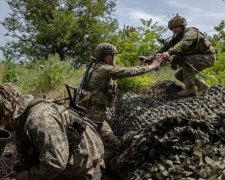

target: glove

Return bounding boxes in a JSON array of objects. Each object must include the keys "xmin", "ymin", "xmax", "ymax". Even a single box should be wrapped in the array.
[
  {"xmin": 177, "ymin": 57, "xmax": 183, "ymax": 67},
  {"xmin": 171, "ymin": 56, "xmax": 178, "ymax": 70}
]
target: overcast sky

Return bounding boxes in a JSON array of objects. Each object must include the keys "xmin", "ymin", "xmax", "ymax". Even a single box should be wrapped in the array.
[{"xmin": 0, "ymin": 0, "xmax": 224, "ymax": 58}]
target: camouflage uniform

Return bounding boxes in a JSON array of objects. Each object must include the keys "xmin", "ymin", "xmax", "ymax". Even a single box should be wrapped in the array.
[
  {"xmin": 80, "ymin": 60, "xmax": 155, "ymax": 160},
  {"xmin": 158, "ymin": 16, "xmax": 216, "ymax": 96},
  {"xmin": 3, "ymin": 94, "xmax": 104, "ymax": 180},
  {"xmin": 157, "ymin": 27, "xmax": 215, "ymax": 87}
]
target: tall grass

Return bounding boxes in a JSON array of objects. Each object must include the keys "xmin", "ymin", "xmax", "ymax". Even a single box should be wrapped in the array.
[
  {"xmin": 0, "ymin": 55, "xmax": 218, "ymax": 97},
  {"xmin": 0, "ymin": 54, "xmax": 85, "ymax": 98}
]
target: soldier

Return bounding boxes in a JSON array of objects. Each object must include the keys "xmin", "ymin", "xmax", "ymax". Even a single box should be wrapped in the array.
[
  {"xmin": 156, "ymin": 15, "xmax": 216, "ymax": 96},
  {"xmin": 0, "ymin": 82, "xmax": 104, "ymax": 180},
  {"xmin": 79, "ymin": 43, "xmax": 163, "ymax": 163}
]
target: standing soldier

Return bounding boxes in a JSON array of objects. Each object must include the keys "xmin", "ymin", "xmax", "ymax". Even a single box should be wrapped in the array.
[
  {"xmin": 157, "ymin": 15, "xmax": 216, "ymax": 96},
  {"xmin": 0, "ymin": 82, "xmax": 104, "ymax": 180},
  {"xmin": 80, "ymin": 43, "xmax": 163, "ymax": 164}
]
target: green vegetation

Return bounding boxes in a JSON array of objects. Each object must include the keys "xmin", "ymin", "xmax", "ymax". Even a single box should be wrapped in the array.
[
  {"xmin": 1, "ymin": 0, "xmax": 117, "ymax": 62},
  {"xmin": 0, "ymin": 54, "xmax": 85, "ymax": 97},
  {"xmin": 203, "ymin": 20, "xmax": 225, "ymax": 86},
  {"xmin": 0, "ymin": 0, "xmax": 224, "ymax": 94}
]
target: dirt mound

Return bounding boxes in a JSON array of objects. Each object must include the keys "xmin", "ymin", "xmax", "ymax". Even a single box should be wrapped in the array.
[
  {"xmin": 142, "ymin": 80, "xmax": 184, "ymax": 99},
  {"xmin": 110, "ymin": 85, "xmax": 225, "ymax": 180}
]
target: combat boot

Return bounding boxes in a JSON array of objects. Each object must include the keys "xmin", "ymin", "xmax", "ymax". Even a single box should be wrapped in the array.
[
  {"xmin": 177, "ymin": 86, "xmax": 197, "ymax": 97},
  {"xmin": 197, "ymin": 79, "xmax": 209, "ymax": 92}
]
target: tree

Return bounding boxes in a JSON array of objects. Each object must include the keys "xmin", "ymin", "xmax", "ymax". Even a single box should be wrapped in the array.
[
  {"xmin": 107, "ymin": 19, "xmax": 167, "ymax": 91},
  {"xmin": 110, "ymin": 19, "xmax": 167, "ymax": 66},
  {"xmin": 1, "ymin": 0, "xmax": 118, "ymax": 62}
]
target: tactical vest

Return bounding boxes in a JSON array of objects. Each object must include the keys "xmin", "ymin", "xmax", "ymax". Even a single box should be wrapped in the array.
[
  {"xmin": 81, "ymin": 63, "xmax": 119, "ymax": 108},
  {"xmin": 170, "ymin": 27, "xmax": 214, "ymax": 55}
]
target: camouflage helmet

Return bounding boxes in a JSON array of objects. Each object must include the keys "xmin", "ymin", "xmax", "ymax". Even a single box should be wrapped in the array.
[
  {"xmin": 168, "ymin": 15, "xmax": 187, "ymax": 30},
  {"xmin": 0, "ymin": 83, "xmax": 21, "ymax": 124},
  {"xmin": 94, "ymin": 43, "xmax": 117, "ymax": 61}
]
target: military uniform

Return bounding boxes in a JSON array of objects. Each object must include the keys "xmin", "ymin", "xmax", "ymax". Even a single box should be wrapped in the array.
[
  {"xmin": 157, "ymin": 15, "xmax": 216, "ymax": 96},
  {"xmin": 158, "ymin": 28, "xmax": 215, "ymax": 96},
  {"xmin": 4, "ymin": 94, "xmax": 104, "ymax": 180},
  {"xmin": 80, "ymin": 61, "xmax": 156, "ymax": 160}
]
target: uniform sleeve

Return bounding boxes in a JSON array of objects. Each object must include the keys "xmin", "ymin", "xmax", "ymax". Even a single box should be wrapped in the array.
[
  {"xmin": 27, "ymin": 107, "xmax": 69, "ymax": 180},
  {"xmin": 105, "ymin": 65, "xmax": 152, "ymax": 80},
  {"xmin": 169, "ymin": 29, "xmax": 198, "ymax": 55}
]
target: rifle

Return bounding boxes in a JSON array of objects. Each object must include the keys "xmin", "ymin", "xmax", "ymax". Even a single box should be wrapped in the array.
[
  {"xmin": 64, "ymin": 58, "xmax": 98, "ymax": 129},
  {"xmin": 157, "ymin": 38, "xmax": 207, "ymax": 79},
  {"xmin": 65, "ymin": 58, "xmax": 96, "ymax": 112},
  {"xmin": 75, "ymin": 58, "xmax": 96, "ymax": 108}
]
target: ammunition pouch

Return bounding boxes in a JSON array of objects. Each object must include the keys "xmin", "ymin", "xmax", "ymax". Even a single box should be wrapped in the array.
[
  {"xmin": 107, "ymin": 79, "xmax": 118, "ymax": 108},
  {"xmin": 108, "ymin": 90, "xmax": 119, "ymax": 108},
  {"xmin": 66, "ymin": 108, "xmax": 86, "ymax": 147}
]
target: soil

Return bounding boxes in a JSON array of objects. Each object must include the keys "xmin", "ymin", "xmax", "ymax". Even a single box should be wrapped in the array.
[
  {"xmin": 0, "ymin": 154, "xmax": 16, "ymax": 178},
  {"xmin": 142, "ymin": 80, "xmax": 184, "ymax": 99}
]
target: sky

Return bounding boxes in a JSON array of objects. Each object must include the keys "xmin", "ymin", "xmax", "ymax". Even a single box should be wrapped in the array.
[{"xmin": 0, "ymin": 0, "xmax": 224, "ymax": 58}]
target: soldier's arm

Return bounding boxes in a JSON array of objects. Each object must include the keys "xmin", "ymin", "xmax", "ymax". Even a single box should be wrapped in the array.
[
  {"xmin": 105, "ymin": 59, "xmax": 161, "ymax": 79},
  {"xmin": 27, "ymin": 106, "xmax": 69, "ymax": 180},
  {"xmin": 169, "ymin": 29, "xmax": 198, "ymax": 55}
]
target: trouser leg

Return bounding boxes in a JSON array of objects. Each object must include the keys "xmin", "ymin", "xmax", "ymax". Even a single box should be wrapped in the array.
[{"xmin": 96, "ymin": 121, "xmax": 118, "ymax": 165}]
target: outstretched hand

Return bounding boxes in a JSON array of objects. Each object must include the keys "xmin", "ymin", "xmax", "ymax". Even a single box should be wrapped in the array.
[
  {"xmin": 161, "ymin": 51, "xmax": 170, "ymax": 60},
  {"xmin": 149, "ymin": 55, "xmax": 163, "ymax": 70}
]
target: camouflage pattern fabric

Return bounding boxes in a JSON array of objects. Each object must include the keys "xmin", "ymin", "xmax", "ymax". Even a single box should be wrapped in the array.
[
  {"xmin": 157, "ymin": 27, "xmax": 216, "ymax": 87},
  {"xmin": 168, "ymin": 15, "xmax": 187, "ymax": 30},
  {"xmin": 8, "ymin": 95, "xmax": 104, "ymax": 180},
  {"xmin": 81, "ymin": 61, "xmax": 155, "ymax": 123},
  {"xmin": 157, "ymin": 27, "xmax": 215, "ymax": 55},
  {"xmin": 54, "ymin": 158, "xmax": 104, "ymax": 180},
  {"xmin": 96, "ymin": 121, "xmax": 118, "ymax": 162},
  {"xmin": 80, "ymin": 61, "xmax": 155, "ymax": 159},
  {"xmin": 0, "ymin": 82, "xmax": 21, "ymax": 124},
  {"xmin": 175, "ymin": 54, "xmax": 216, "ymax": 86}
]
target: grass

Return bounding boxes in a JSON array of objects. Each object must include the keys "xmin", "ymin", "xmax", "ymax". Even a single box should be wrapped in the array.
[
  {"xmin": 0, "ymin": 54, "xmax": 86, "ymax": 98},
  {"xmin": 0, "ymin": 56, "xmax": 219, "ymax": 98},
  {"xmin": 146, "ymin": 67, "xmax": 177, "ymax": 83}
]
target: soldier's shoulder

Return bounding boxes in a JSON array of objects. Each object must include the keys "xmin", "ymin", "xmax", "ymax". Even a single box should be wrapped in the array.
[
  {"xmin": 182, "ymin": 27, "xmax": 198, "ymax": 39},
  {"xmin": 26, "ymin": 103, "xmax": 68, "ymax": 129},
  {"xmin": 96, "ymin": 62, "xmax": 116, "ymax": 71},
  {"xmin": 184, "ymin": 27, "xmax": 198, "ymax": 34}
]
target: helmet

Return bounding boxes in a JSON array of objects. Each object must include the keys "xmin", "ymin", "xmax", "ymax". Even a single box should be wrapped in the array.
[
  {"xmin": 168, "ymin": 15, "xmax": 187, "ymax": 30},
  {"xmin": 0, "ymin": 83, "xmax": 21, "ymax": 124},
  {"xmin": 94, "ymin": 43, "xmax": 117, "ymax": 61}
]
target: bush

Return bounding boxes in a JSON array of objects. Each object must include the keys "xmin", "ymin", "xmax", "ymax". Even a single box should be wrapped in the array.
[
  {"xmin": 117, "ymin": 74, "xmax": 151, "ymax": 92},
  {"xmin": 203, "ymin": 52, "xmax": 225, "ymax": 86},
  {"xmin": 1, "ymin": 56, "xmax": 19, "ymax": 83},
  {"xmin": 108, "ymin": 19, "xmax": 167, "ymax": 92}
]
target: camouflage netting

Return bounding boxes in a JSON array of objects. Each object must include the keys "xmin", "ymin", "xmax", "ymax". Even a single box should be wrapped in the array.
[
  {"xmin": 106, "ymin": 91, "xmax": 166, "ymax": 137},
  {"xmin": 106, "ymin": 80, "xmax": 183, "ymax": 137},
  {"xmin": 108, "ymin": 85, "xmax": 225, "ymax": 180}
]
